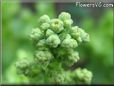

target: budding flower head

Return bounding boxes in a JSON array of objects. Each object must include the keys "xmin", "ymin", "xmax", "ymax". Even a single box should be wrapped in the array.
[
  {"xmin": 16, "ymin": 59, "xmax": 29, "ymax": 70},
  {"xmin": 39, "ymin": 15, "xmax": 50, "ymax": 24},
  {"xmin": 29, "ymin": 28, "xmax": 43, "ymax": 41},
  {"xmin": 61, "ymin": 34, "xmax": 78, "ymax": 49},
  {"xmin": 70, "ymin": 26, "xmax": 90, "ymax": 42},
  {"xmin": 59, "ymin": 12, "xmax": 73, "ymax": 27},
  {"xmin": 35, "ymin": 50, "xmax": 53, "ymax": 62},
  {"xmin": 70, "ymin": 26, "xmax": 80, "ymax": 37},
  {"xmin": 54, "ymin": 73, "xmax": 65, "ymax": 83},
  {"xmin": 46, "ymin": 29, "xmax": 55, "ymax": 37},
  {"xmin": 40, "ymin": 22, "xmax": 50, "ymax": 31},
  {"xmin": 36, "ymin": 39, "xmax": 46, "ymax": 47},
  {"xmin": 50, "ymin": 19, "xmax": 64, "ymax": 33},
  {"xmin": 68, "ymin": 51, "xmax": 79, "ymax": 63},
  {"xmin": 46, "ymin": 34, "xmax": 61, "ymax": 48},
  {"xmin": 16, "ymin": 12, "xmax": 92, "ymax": 84},
  {"xmin": 16, "ymin": 59, "xmax": 30, "ymax": 75},
  {"xmin": 64, "ymin": 19, "xmax": 73, "ymax": 27},
  {"xmin": 59, "ymin": 12, "xmax": 71, "ymax": 20},
  {"xmin": 74, "ymin": 68, "xmax": 93, "ymax": 84},
  {"xmin": 78, "ymin": 28, "xmax": 90, "ymax": 42},
  {"xmin": 81, "ymin": 33, "xmax": 90, "ymax": 42}
]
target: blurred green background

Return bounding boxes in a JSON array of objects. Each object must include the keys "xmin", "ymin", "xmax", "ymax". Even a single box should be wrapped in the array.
[{"xmin": 2, "ymin": 1, "xmax": 113, "ymax": 84}]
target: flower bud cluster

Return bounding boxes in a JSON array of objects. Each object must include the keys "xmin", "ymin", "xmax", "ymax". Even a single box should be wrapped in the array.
[{"xmin": 16, "ymin": 12, "xmax": 92, "ymax": 84}]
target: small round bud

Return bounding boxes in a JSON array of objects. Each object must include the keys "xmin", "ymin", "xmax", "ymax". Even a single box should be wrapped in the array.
[
  {"xmin": 59, "ymin": 12, "xmax": 71, "ymax": 20},
  {"xmin": 70, "ymin": 26, "xmax": 80, "ymax": 39},
  {"xmin": 81, "ymin": 33, "xmax": 90, "ymax": 42},
  {"xmin": 68, "ymin": 51, "xmax": 79, "ymax": 63},
  {"xmin": 39, "ymin": 15, "xmax": 50, "ymax": 23},
  {"xmin": 70, "ymin": 26, "xmax": 90, "ymax": 42},
  {"xmin": 46, "ymin": 34, "xmax": 61, "ymax": 48},
  {"xmin": 16, "ymin": 59, "xmax": 30, "ymax": 75},
  {"xmin": 74, "ymin": 68, "xmax": 93, "ymax": 84},
  {"xmin": 46, "ymin": 29, "xmax": 55, "ymax": 37},
  {"xmin": 36, "ymin": 39, "xmax": 46, "ymax": 47},
  {"xmin": 54, "ymin": 73, "xmax": 65, "ymax": 83},
  {"xmin": 50, "ymin": 19, "xmax": 64, "ymax": 33},
  {"xmin": 77, "ymin": 37, "xmax": 82, "ymax": 42},
  {"xmin": 29, "ymin": 28, "xmax": 43, "ymax": 41},
  {"xmin": 40, "ymin": 23, "xmax": 50, "ymax": 31},
  {"xmin": 64, "ymin": 19, "xmax": 73, "ymax": 27},
  {"xmin": 77, "ymin": 28, "xmax": 90, "ymax": 42},
  {"xmin": 35, "ymin": 50, "xmax": 53, "ymax": 62},
  {"xmin": 16, "ymin": 59, "xmax": 29, "ymax": 70},
  {"xmin": 34, "ymin": 51, "xmax": 53, "ymax": 68},
  {"xmin": 59, "ymin": 12, "xmax": 73, "ymax": 27},
  {"xmin": 61, "ymin": 34, "xmax": 78, "ymax": 48}
]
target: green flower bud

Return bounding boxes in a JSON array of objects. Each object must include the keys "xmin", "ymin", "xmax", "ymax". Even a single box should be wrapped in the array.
[
  {"xmin": 77, "ymin": 37, "xmax": 82, "ymax": 43},
  {"xmin": 59, "ymin": 12, "xmax": 71, "ymax": 20},
  {"xmin": 58, "ymin": 72, "xmax": 72, "ymax": 84},
  {"xmin": 29, "ymin": 28, "xmax": 43, "ymax": 41},
  {"xmin": 70, "ymin": 26, "xmax": 80, "ymax": 39},
  {"xmin": 16, "ymin": 59, "xmax": 30, "ymax": 75},
  {"xmin": 78, "ymin": 29, "xmax": 90, "ymax": 42},
  {"xmin": 64, "ymin": 19, "xmax": 73, "ymax": 27},
  {"xmin": 35, "ymin": 50, "xmax": 53, "ymax": 62},
  {"xmin": 40, "ymin": 23, "xmax": 50, "ymax": 31},
  {"xmin": 36, "ymin": 39, "xmax": 46, "ymax": 47},
  {"xmin": 46, "ymin": 29, "xmax": 55, "ymax": 37},
  {"xmin": 16, "ymin": 59, "xmax": 29, "ymax": 70},
  {"xmin": 26, "ymin": 63, "xmax": 41, "ymax": 77},
  {"xmin": 59, "ymin": 12, "xmax": 73, "ymax": 27},
  {"xmin": 54, "ymin": 73, "xmax": 65, "ymax": 83},
  {"xmin": 46, "ymin": 34, "xmax": 61, "ymax": 48},
  {"xmin": 16, "ymin": 12, "xmax": 92, "ymax": 84},
  {"xmin": 39, "ymin": 15, "xmax": 50, "ymax": 23},
  {"xmin": 50, "ymin": 19, "xmax": 64, "ymax": 33},
  {"xmin": 62, "ymin": 51, "xmax": 79, "ymax": 68},
  {"xmin": 58, "ymin": 31, "xmax": 67, "ymax": 41},
  {"xmin": 74, "ymin": 68, "xmax": 93, "ymax": 84},
  {"xmin": 81, "ymin": 33, "xmax": 90, "ymax": 42},
  {"xmin": 77, "ymin": 28, "xmax": 89, "ymax": 42},
  {"xmin": 61, "ymin": 34, "xmax": 78, "ymax": 48},
  {"xmin": 68, "ymin": 51, "xmax": 80, "ymax": 63},
  {"xmin": 36, "ymin": 39, "xmax": 49, "ymax": 51},
  {"xmin": 70, "ymin": 26, "xmax": 90, "ymax": 42}
]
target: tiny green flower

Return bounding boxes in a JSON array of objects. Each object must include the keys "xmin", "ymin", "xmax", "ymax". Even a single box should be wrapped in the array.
[
  {"xmin": 50, "ymin": 19, "xmax": 64, "ymax": 33},
  {"xmin": 64, "ymin": 19, "xmax": 73, "ymax": 27},
  {"xmin": 29, "ymin": 28, "xmax": 43, "ymax": 41},
  {"xmin": 35, "ymin": 50, "xmax": 53, "ymax": 62},
  {"xmin": 59, "ymin": 12, "xmax": 71, "ymax": 20},
  {"xmin": 46, "ymin": 34, "xmax": 61, "ymax": 48},
  {"xmin": 16, "ymin": 59, "xmax": 30, "ymax": 75},
  {"xmin": 70, "ymin": 26, "xmax": 90, "ymax": 42},
  {"xmin": 40, "ymin": 22, "xmax": 50, "ymax": 31},
  {"xmin": 36, "ymin": 39, "xmax": 46, "ymax": 47},
  {"xmin": 59, "ymin": 12, "xmax": 73, "ymax": 27},
  {"xmin": 61, "ymin": 34, "xmax": 78, "ymax": 48},
  {"xmin": 74, "ymin": 68, "xmax": 93, "ymax": 84},
  {"xmin": 39, "ymin": 15, "xmax": 50, "ymax": 24},
  {"xmin": 68, "ymin": 51, "xmax": 79, "ymax": 63},
  {"xmin": 46, "ymin": 29, "xmax": 55, "ymax": 37}
]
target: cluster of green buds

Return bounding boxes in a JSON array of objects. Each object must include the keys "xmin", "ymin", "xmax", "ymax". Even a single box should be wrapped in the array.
[{"xmin": 16, "ymin": 12, "xmax": 92, "ymax": 84}]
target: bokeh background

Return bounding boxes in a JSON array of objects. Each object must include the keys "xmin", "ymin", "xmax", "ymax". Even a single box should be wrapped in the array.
[{"xmin": 2, "ymin": 0, "xmax": 113, "ymax": 84}]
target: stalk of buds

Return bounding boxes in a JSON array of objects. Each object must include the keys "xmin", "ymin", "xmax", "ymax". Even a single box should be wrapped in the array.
[{"xmin": 16, "ymin": 12, "xmax": 92, "ymax": 84}]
